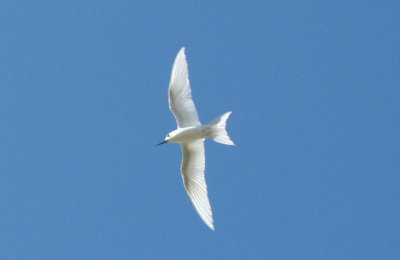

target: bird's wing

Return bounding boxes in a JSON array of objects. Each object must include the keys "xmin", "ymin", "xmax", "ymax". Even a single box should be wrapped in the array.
[
  {"xmin": 169, "ymin": 47, "xmax": 201, "ymax": 128},
  {"xmin": 181, "ymin": 140, "xmax": 214, "ymax": 230}
]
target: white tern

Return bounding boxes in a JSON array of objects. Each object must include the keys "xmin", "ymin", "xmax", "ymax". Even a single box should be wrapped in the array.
[{"xmin": 157, "ymin": 47, "xmax": 234, "ymax": 230}]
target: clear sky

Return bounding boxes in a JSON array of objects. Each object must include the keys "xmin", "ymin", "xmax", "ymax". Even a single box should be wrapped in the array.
[{"xmin": 1, "ymin": 1, "xmax": 399, "ymax": 259}]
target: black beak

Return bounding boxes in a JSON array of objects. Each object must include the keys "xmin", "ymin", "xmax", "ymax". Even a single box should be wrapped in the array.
[{"xmin": 156, "ymin": 140, "xmax": 167, "ymax": 146}]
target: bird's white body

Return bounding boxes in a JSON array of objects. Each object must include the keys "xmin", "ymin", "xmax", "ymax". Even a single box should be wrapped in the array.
[
  {"xmin": 166, "ymin": 126, "xmax": 207, "ymax": 144},
  {"xmin": 159, "ymin": 47, "xmax": 234, "ymax": 230}
]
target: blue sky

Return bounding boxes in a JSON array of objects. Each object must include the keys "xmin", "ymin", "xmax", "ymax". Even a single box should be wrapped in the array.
[{"xmin": 1, "ymin": 1, "xmax": 399, "ymax": 259}]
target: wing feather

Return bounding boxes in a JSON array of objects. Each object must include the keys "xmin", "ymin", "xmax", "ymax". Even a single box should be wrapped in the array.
[
  {"xmin": 168, "ymin": 47, "xmax": 201, "ymax": 128},
  {"xmin": 181, "ymin": 140, "xmax": 214, "ymax": 230}
]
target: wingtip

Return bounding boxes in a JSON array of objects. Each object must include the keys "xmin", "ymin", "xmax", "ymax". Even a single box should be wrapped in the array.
[
  {"xmin": 174, "ymin": 47, "xmax": 187, "ymax": 62},
  {"xmin": 204, "ymin": 217, "xmax": 215, "ymax": 231},
  {"xmin": 205, "ymin": 221, "xmax": 215, "ymax": 230}
]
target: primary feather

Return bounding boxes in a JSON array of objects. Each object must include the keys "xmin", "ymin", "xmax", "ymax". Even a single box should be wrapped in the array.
[
  {"xmin": 168, "ymin": 47, "xmax": 201, "ymax": 128},
  {"xmin": 181, "ymin": 140, "xmax": 214, "ymax": 230}
]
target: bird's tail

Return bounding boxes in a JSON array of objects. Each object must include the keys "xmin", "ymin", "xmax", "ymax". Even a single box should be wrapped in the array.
[{"xmin": 207, "ymin": 111, "xmax": 235, "ymax": 145}]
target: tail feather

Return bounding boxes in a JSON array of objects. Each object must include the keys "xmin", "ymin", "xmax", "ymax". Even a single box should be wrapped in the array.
[{"xmin": 208, "ymin": 111, "xmax": 235, "ymax": 145}]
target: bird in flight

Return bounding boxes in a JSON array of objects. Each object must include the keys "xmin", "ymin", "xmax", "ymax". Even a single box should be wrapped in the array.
[{"xmin": 157, "ymin": 47, "xmax": 234, "ymax": 230}]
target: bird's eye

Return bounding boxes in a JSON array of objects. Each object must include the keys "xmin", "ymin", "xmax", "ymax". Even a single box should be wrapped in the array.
[{"xmin": 167, "ymin": 134, "xmax": 170, "ymax": 137}]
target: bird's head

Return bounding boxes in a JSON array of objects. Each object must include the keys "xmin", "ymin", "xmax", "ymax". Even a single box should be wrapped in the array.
[{"xmin": 157, "ymin": 130, "xmax": 178, "ymax": 146}]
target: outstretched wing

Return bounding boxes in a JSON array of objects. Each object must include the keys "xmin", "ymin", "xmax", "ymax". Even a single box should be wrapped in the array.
[
  {"xmin": 181, "ymin": 140, "xmax": 214, "ymax": 230},
  {"xmin": 168, "ymin": 47, "xmax": 201, "ymax": 128}
]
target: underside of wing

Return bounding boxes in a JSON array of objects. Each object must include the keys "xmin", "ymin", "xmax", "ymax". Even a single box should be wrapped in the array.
[
  {"xmin": 169, "ymin": 47, "xmax": 201, "ymax": 128},
  {"xmin": 181, "ymin": 140, "xmax": 214, "ymax": 230}
]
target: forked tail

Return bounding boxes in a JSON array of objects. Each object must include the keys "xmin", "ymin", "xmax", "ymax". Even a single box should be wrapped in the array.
[{"xmin": 208, "ymin": 111, "xmax": 235, "ymax": 145}]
